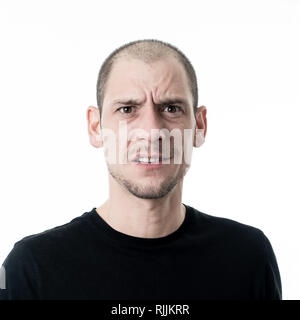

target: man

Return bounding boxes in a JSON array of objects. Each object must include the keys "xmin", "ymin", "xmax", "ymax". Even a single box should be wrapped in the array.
[{"xmin": 0, "ymin": 39, "xmax": 282, "ymax": 300}]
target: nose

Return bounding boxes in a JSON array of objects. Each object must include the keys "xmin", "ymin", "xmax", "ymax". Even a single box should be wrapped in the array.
[
  {"xmin": 136, "ymin": 103, "xmax": 166, "ymax": 140},
  {"xmin": 140, "ymin": 102, "xmax": 163, "ymax": 130},
  {"xmin": 128, "ymin": 103, "xmax": 167, "ymax": 155}
]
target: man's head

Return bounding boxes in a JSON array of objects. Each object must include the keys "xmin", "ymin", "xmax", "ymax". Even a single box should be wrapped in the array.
[
  {"xmin": 97, "ymin": 39, "xmax": 199, "ymax": 124},
  {"xmin": 87, "ymin": 39, "xmax": 207, "ymax": 199}
]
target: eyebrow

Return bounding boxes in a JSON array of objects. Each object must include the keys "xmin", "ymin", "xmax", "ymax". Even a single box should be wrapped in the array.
[{"xmin": 112, "ymin": 98, "xmax": 189, "ymax": 107}]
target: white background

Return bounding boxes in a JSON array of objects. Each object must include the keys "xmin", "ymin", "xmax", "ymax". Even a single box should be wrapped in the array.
[{"xmin": 0, "ymin": 0, "xmax": 299, "ymax": 299}]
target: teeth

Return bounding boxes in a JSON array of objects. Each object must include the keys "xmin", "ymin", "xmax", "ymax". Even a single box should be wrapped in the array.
[
  {"xmin": 137, "ymin": 157, "xmax": 160, "ymax": 163},
  {"xmin": 133, "ymin": 157, "xmax": 170, "ymax": 163},
  {"xmin": 139, "ymin": 157, "xmax": 149, "ymax": 163}
]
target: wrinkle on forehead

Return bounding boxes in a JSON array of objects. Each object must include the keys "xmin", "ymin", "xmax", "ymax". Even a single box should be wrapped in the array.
[{"xmin": 104, "ymin": 56, "xmax": 192, "ymax": 107}]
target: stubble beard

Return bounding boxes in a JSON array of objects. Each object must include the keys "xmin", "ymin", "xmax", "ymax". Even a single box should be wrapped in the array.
[{"xmin": 106, "ymin": 163, "xmax": 188, "ymax": 199}]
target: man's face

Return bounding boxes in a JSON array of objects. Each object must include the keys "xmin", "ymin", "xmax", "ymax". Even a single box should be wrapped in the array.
[{"xmin": 100, "ymin": 55, "xmax": 197, "ymax": 199}]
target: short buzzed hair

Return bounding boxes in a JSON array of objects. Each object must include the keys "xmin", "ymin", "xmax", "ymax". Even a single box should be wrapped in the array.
[{"xmin": 96, "ymin": 39, "xmax": 198, "ymax": 122}]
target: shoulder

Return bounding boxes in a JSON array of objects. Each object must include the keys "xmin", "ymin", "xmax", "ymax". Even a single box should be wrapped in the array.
[
  {"xmin": 0, "ymin": 209, "xmax": 96, "ymax": 299},
  {"xmin": 187, "ymin": 204, "xmax": 269, "ymax": 258},
  {"xmin": 21, "ymin": 209, "xmax": 93, "ymax": 242},
  {"xmin": 187, "ymin": 205, "xmax": 282, "ymax": 299},
  {"xmin": 3, "ymin": 209, "xmax": 95, "ymax": 265}
]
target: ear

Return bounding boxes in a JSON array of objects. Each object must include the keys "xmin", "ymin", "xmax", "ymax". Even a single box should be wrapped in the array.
[
  {"xmin": 193, "ymin": 105, "xmax": 207, "ymax": 148},
  {"xmin": 86, "ymin": 106, "xmax": 103, "ymax": 148}
]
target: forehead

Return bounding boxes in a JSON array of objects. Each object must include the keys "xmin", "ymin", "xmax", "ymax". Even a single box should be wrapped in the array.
[{"xmin": 104, "ymin": 56, "xmax": 192, "ymax": 104}]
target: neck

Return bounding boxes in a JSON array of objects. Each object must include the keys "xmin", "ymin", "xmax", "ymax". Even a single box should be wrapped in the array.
[{"xmin": 96, "ymin": 177, "xmax": 185, "ymax": 239}]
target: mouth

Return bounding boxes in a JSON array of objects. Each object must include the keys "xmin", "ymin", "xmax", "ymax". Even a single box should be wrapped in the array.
[
  {"xmin": 131, "ymin": 156, "xmax": 172, "ymax": 168},
  {"xmin": 132, "ymin": 157, "xmax": 171, "ymax": 163}
]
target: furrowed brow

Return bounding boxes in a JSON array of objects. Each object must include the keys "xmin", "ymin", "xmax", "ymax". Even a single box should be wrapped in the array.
[
  {"xmin": 157, "ymin": 98, "xmax": 188, "ymax": 106},
  {"xmin": 112, "ymin": 98, "xmax": 188, "ymax": 106},
  {"xmin": 112, "ymin": 98, "xmax": 144, "ymax": 106}
]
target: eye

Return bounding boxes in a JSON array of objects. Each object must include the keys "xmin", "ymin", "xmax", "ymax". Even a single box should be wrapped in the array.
[
  {"xmin": 162, "ymin": 105, "xmax": 183, "ymax": 114},
  {"xmin": 118, "ymin": 106, "xmax": 135, "ymax": 114}
]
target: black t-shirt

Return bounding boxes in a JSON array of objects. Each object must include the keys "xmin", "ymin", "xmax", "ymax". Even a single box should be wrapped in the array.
[{"xmin": 0, "ymin": 204, "xmax": 282, "ymax": 300}]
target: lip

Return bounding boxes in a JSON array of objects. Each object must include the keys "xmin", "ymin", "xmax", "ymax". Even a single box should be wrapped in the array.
[
  {"xmin": 131, "ymin": 154, "xmax": 169, "ymax": 162},
  {"xmin": 131, "ymin": 157, "xmax": 172, "ymax": 169}
]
